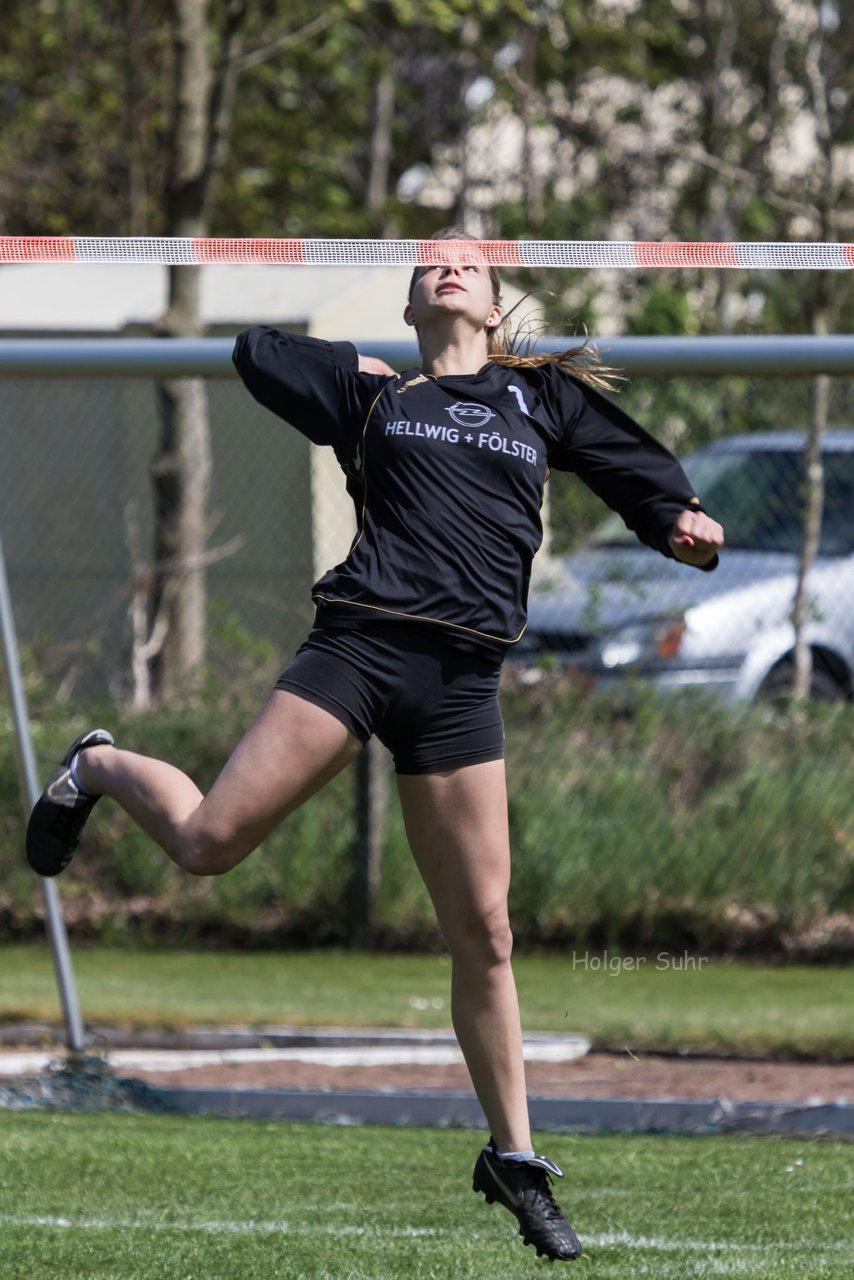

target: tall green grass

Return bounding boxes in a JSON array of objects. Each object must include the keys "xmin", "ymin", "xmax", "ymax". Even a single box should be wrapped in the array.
[{"xmin": 3, "ymin": 672, "xmax": 853, "ymax": 953}]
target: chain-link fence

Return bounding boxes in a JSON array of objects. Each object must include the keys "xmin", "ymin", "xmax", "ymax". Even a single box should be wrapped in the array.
[{"xmin": 2, "ymin": 338, "xmax": 853, "ymax": 963}]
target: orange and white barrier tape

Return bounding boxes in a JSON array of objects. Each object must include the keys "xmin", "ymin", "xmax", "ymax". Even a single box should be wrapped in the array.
[{"xmin": 0, "ymin": 236, "xmax": 852, "ymax": 270}]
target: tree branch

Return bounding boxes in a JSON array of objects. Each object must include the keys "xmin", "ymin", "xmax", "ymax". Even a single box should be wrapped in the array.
[
  {"xmin": 234, "ymin": 11, "xmax": 336, "ymax": 74},
  {"xmin": 673, "ymin": 143, "xmax": 819, "ymax": 222}
]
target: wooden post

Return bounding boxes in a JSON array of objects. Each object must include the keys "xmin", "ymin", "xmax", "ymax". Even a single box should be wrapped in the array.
[{"xmin": 353, "ymin": 738, "xmax": 389, "ymax": 943}]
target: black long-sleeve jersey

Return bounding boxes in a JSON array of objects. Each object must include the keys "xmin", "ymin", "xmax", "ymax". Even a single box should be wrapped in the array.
[{"xmin": 233, "ymin": 326, "xmax": 714, "ymax": 659}]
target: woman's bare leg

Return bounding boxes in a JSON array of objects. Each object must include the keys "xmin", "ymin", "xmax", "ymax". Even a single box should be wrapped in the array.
[
  {"xmin": 76, "ymin": 690, "xmax": 363, "ymax": 875},
  {"xmin": 396, "ymin": 759, "xmax": 530, "ymax": 1153}
]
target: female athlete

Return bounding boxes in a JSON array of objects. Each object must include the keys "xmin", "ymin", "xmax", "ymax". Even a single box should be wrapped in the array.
[{"xmin": 27, "ymin": 227, "xmax": 724, "ymax": 1262}]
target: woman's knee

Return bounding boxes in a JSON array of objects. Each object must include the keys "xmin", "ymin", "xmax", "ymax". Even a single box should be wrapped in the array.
[
  {"xmin": 172, "ymin": 825, "xmax": 254, "ymax": 877},
  {"xmin": 445, "ymin": 903, "xmax": 514, "ymax": 967}
]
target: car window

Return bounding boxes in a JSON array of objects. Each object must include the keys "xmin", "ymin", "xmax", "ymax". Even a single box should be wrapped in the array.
[
  {"xmin": 592, "ymin": 447, "xmax": 854, "ymax": 557},
  {"xmin": 820, "ymin": 454, "xmax": 854, "ymax": 555}
]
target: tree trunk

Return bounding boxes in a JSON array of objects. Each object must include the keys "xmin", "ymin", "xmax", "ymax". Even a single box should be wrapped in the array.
[
  {"xmin": 791, "ymin": 15, "xmax": 834, "ymax": 702},
  {"xmin": 698, "ymin": 0, "xmax": 742, "ymax": 331},
  {"xmin": 456, "ymin": 64, "xmax": 474, "ymax": 230},
  {"xmin": 455, "ymin": 20, "xmax": 480, "ymax": 231},
  {"xmin": 123, "ymin": 0, "xmax": 148, "ymax": 235},
  {"xmin": 143, "ymin": 0, "xmax": 246, "ymax": 703},
  {"xmin": 366, "ymin": 66, "xmax": 395, "ymax": 236},
  {"xmin": 150, "ymin": 374, "xmax": 212, "ymax": 693},
  {"xmin": 518, "ymin": 29, "xmax": 543, "ymax": 234},
  {"xmin": 352, "ymin": 739, "xmax": 389, "ymax": 944},
  {"xmin": 791, "ymin": 328, "xmax": 828, "ymax": 702}
]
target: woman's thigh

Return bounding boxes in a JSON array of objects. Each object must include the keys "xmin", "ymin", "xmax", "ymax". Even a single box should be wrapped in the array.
[
  {"xmin": 184, "ymin": 689, "xmax": 363, "ymax": 869},
  {"xmin": 396, "ymin": 759, "xmax": 512, "ymax": 948}
]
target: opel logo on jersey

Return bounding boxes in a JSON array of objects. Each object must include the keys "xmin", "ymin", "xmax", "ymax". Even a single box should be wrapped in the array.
[{"xmin": 445, "ymin": 402, "xmax": 496, "ymax": 429}]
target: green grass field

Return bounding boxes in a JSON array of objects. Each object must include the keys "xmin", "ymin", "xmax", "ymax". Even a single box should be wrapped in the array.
[
  {"xmin": 2, "ymin": 946, "xmax": 852, "ymax": 1057},
  {"xmin": 2, "ymin": 950, "xmax": 852, "ymax": 1275},
  {"xmin": 0, "ymin": 1114, "xmax": 851, "ymax": 1279}
]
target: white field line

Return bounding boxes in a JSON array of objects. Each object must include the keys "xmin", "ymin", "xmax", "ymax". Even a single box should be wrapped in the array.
[
  {"xmin": 631, "ymin": 1261, "xmax": 812, "ymax": 1278},
  {"xmin": 0, "ymin": 1213, "xmax": 434, "ymax": 1238},
  {"xmin": 0, "ymin": 1212, "xmax": 846, "ymax": 1257},
  {"xmin": 0, "ymin": 1039, "xmax": 589, "ymax": 1075}
]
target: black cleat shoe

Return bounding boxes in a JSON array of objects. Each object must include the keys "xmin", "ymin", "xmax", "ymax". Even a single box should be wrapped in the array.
[
  {"xmin": 26, "ymin": 729, "xmax": 115, "ymax": 877},
  {"xmin": 473, "ymin": 1138, "xmax": 582, "ymax": 1261}
]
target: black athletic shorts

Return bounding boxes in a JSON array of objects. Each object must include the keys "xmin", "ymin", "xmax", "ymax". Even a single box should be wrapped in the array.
[{"xmin": 275, "ymin": 622, "xmax": 505, "ymax": 775}]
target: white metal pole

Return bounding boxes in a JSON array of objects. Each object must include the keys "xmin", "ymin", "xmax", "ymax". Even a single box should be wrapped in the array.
[{"xmin": 0, "ymin": 523, "xmax": 85, "ymax": 1051}]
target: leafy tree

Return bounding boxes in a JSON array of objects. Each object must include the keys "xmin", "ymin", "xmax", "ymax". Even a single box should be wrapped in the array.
[{"xmin": 3, "ymin": 0, "xmax": 853, "ymax": 679}]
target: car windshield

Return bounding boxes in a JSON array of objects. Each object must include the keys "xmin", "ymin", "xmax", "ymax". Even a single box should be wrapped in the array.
[{"xmin": 593, "ymin": 446, "xmax": 854, "ymax": 556}]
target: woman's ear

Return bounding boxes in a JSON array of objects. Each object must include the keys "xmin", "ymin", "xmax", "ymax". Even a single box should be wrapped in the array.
[
  {"xmin": 403, "ymin": 304, "xmax": 417, "ymax": 328},
  {"xmin": 485, "ymin": 304, "xmax": 503, "ymax": 332}
]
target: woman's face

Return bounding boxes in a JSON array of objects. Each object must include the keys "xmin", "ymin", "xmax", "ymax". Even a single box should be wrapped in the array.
[{"xmin": 404, "ymin": 263, "xmax": 502, "ymax": 336}]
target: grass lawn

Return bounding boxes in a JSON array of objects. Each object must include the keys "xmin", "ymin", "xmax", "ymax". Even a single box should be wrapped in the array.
[
  {"xmin": 0, "ymin": 1113, "xmax": 851, "ymax": 1279},
  {"xmin": 1, "ymin": 946, "xmax": 852, "ymax": 1057}
]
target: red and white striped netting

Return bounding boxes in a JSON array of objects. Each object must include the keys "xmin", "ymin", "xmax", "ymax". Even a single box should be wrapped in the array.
[{"xmin": 0, "ymin": 237, "xmax": 852, "ymax": 270}]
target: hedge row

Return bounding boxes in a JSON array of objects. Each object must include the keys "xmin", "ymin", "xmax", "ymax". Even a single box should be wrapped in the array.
[{"xmin": 2, "ymin": 671, "xmax": 853, "ymax": 956}]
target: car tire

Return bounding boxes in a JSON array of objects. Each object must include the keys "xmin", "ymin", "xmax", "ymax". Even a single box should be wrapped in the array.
[{"xmin": 758, "ymin": 660, "xmax": 848, "ymax": 703}]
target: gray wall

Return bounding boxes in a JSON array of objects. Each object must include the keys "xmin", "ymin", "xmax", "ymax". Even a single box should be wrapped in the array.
[{"xmin": 1, "ymin": 376, "xmax": 317, "ymax": 697}]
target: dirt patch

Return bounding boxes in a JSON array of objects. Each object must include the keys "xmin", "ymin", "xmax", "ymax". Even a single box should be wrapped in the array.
[{"xmin": 133, "ymin": 1051, "xmax": 854, "ymax": 1103}]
